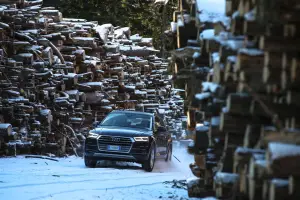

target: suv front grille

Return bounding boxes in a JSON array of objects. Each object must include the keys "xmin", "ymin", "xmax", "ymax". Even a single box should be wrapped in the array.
[{"xmin": 98, "ymin": 135, "xmax": 133, "ymax": 153}]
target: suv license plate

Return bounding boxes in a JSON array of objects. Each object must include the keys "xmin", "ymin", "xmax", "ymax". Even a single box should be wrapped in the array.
[{"xmin": 107, "ymin": 145, "xmax": 121, "ymax": 151}]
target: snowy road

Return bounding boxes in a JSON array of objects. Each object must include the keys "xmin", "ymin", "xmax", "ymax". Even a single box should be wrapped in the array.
[{"xmin": 0, "ymin": 141, "xmax": 196, "ymax": 200}]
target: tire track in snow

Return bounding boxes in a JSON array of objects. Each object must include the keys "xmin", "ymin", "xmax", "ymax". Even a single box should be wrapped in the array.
[
  {"xmin": 0, "ymin": 169, "xmax": 130, "ymax": 177},
  {"xmin": 0, "ymin": 173, "xmax": 178, "ymax": 190},
  {"xmin": 28, "ymin": 181, "xmax": 167, "ymax": 200}
]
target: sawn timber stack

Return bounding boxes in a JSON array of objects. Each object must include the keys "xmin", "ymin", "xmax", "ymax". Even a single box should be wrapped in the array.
[
  {"xmin": 0, "ymin": 1, "xmax": 185, "ymax": 157},
  {"xmin": 168, "ymin": 0, "xmax": 300, "ymax": 199}
]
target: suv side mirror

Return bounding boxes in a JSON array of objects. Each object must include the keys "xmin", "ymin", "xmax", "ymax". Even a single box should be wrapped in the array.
[
  {"xmin": 157, "ymin": 126, "xmax": 167, "ymax": 132},
  {"xmin": 92, "ymin": 121, "xmax": 100, "ymax": 128}
]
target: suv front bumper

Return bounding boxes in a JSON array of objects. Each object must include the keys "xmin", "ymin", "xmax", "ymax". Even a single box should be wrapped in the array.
[
  {"xmin": 84, "ymin": 152, "xmax": 149, "ymax": 163},
  {"xmin": 84, "ymin": 137, "xmax": 151, "ymax": 163}
]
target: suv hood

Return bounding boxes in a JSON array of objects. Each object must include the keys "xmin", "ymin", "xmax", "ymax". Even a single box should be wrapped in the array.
[{"xmin": 91, "ymin": 126, "xmax": 152, "ymax": 137}]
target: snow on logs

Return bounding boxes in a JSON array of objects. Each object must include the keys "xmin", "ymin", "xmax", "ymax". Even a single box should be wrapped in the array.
[
  {"xmin": 0, "ymin": 2, "xmax": 179, "ymax": 157},
  {"xmin": 170, "ymin": 0, "xmax": 300, "ymax": 199}
]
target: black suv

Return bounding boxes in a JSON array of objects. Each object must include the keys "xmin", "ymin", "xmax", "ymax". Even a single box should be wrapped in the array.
[{"xmin": 84, "ymin": 110, "xmax": 172, "ymax": 172}]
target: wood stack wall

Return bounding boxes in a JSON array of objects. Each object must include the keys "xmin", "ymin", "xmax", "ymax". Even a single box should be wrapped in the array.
[{"xmin": 168, "ymin": 0, "xmax": 300, "ymax": 199}]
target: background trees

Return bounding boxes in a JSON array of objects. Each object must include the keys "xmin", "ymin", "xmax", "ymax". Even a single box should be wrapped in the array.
[{"xmin": 43, "ymin": 0, "xmax": 176, "ymax": 50}]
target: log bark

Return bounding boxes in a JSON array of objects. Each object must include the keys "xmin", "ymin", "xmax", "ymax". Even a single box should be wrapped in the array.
[
  {"xmin": 266, "ymin": 142, "xmax": 300, "ymax": 178},
  {"xmin": 248, "ymin": 155, "xmax": 268, "ymax": 200},
  {"xmin": 243, "ymin": 124, "xmax": 262, "ymax": 148},
  {"xmin": 268, "ymin": 178, "xmax": 289, "ymax": 200},
  {"xmin": 235, "ymin": 48, "xmax": 264, "ymax": 72},
  {"xmin": 289, "ymin": 176, "xmax": 300, "ymax": 200},
  {"xmin": 259, "ymin": 36, "xmax": 300, "ymax": 52},
  {"xmin": 261, "ymin": 128, "xmax": 300, "ymax": 146},
  {"xmin": 226, "ymin": 93, "xmax": 252, "ymax": 115},
  {"xmin": 213, "ymin": 172, "xmax": 239, "ymax": 198},
  {"xmin": 219, "ymin": 112, "xmax": 249, "ymax": 134}
]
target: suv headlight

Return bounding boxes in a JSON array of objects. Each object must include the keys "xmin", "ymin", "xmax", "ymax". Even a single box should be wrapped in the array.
[
  {"xmin": 88, "ymin": 131, "xmax": 100, "ymax": 138},
  {"xmin": 134, "ymin": 137, "xmax": 149, "ymax": 142}
]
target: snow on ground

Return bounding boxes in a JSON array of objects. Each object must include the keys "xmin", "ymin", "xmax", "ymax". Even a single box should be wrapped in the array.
[{"xmin": 0, "ymin": 141, "xmax": 197, "ymax": 200}]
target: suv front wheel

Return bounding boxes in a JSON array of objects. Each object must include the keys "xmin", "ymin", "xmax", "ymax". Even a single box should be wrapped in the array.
[{"xmin": 142, "ymin": 144, "xmax": 156, "ymax": 172}]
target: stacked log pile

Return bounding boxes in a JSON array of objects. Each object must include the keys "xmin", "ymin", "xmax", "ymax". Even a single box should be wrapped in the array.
[
  {"xmin": 0, "ymin": 0, "xmax": 183, "ymax": 157},
  {"xmin": 169, "ymin": 0, "xmax": 300, "ymax": 199}
]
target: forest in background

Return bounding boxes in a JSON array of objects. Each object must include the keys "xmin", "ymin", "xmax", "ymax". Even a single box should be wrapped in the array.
[{"xmin": 43, "ymin": 0, "xmax": 177, "ymax": 50}]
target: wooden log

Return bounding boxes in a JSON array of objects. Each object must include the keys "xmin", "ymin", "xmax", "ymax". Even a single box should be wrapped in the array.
[
  {"xmin": 219, "ymin": 41, "xmax": 243, "ymax": 64},
  {"xmin": 176, "ymin": 19, "xmax": 197, "ymax": 49},
  {"xmin": 234, "ymin": 147, "xmax": 265, "ymax": 196},
  {"xmin": 264, "ymin": 52, "xmax": 284, "ymax": 69},
  {"xmin": 243, "ymin": 124, "xmax": 262, "ymax": 148},
  {"xmin": 226, "ymin": 93, "xmax": 252, "ymax": 115},
  {"xmin": 251, "ymin": 100, "xmax": 300, "ymax": 119},
  {"xmin": 248, "ymin": 154, "xmax": 268, "ymax": 200},
  {"xmin": 224, "ymin": 56, "xmax": 236, "ymax": 73},
  {"xmin": 268, "ymin": 178, "xmax": 289, "ymax": 200},
  {"xmin": 262, "ymin": 67, "xmax": 284, "ymax": 84},
  {"xmin": 209, "ymin": 116, "xmax": 222, "ymax": 136},
  {"xmin": 206, "ymin": 38, "xmax": 221, "ymax": 53},
  {"xmin": 189, "ymin": 163, "xmax": 202, "ymax": 177},
  {"xmin": 6, "ymin": 142, "xmax": 16, "ymax": 156},
  {"xmin": 235, "ymin": 48, "xmax": 264, "ymax": 72},
  {"xmin": 236, "ymin": 81, "xmax": 265, "ymax": 93},
  {"xmin": 227, "ymin": 132, "xmax": 246, "ymax": 149},
  {"xmin": 212, "ymin": 62, "xmax": 223, "ymax": 84},
  {"xmin": 289, "ymin": 176, "xmax": 300, "ymax": 200},
  {"xmin": 187, "ymin": 177, "xmax": 215, "ymax": 198},
  {"xmin": 231, "ymin": 15, "xmax": 244, "ymax": 36},
  {"xmin": 224, "ymin": 56, "xmax": 237, "ymax": 82},
  {"xmin": 260, "ymin": 128, "xmax": 300, "ymax": 146},
  {"xmin": 243, "ymin": 19, "xmax": 265, "ymax": 36},
  {"xmin": 257, "ymin": 0, "xmax": 300, "ymax": 23},
  {"xmin": 194, "ymin": 153, "xmax": 206, "ymax": 170},
  {"xmin": 219, "ymin": 111, "xmax": 249, "ymax": 134},
  {"xmin": 263, "ymin": 179, "xmax": 271, "ymax": 200},
  {"xmin": 187, "ymin": 109, "xmax": 196, "ymax": 131},
  {"xmin": 226, "ymin": 0, "xmax": 239, "ymax": 16},
  {"xmin": 201, "ymin": 100, "xmax": 224, "ymax": 118},
  {"xmin": 270, "ymin": 0, "xmax": 300, "ymax": 9},
  {"xmin": 187, "ymin": 177, "xmax": 204, "ymax": 197},
  {"xmin": 266, "ymin": 24, "xmax": 291, "ymax": 38},
  {"xmin": 289, "ymin": 56, "xmax": 300, "ymax": 88},
  {"xmin": 194, "ymin": 125, "xmax": 209, "ymax": 153},
  {"xmin": 234, "ymin": 147, "xmax": 265, "ymax": 173},
  {"xmin": 239, "ymin": 70, "xmax": 266, "ymax": 91},
  {"xmin": 259, "ymin": 36, "xmax": 300, "ymax": 52},
  {"xmin": 237, "ymin": 0, "xmax": 249, "ymax": 16},
  {"xmin": 266, "ymin": 142, "xmax": 300, "ymax": 178},
  {"xmin": 213, "ymin": 172, "xmax": 239, "ymax": 198}
]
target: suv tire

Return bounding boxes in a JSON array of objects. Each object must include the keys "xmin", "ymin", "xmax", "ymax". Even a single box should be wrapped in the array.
[
  {"xmin": 165, "ymin": 144, "xmax": 172, "ymax": 161},
  {"xmin": 142, "ymin": 144, "xmax": 156, "ymax": 172}
]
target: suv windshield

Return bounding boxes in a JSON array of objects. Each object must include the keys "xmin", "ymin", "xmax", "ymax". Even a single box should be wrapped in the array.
[{"xmin": 100, "ymin": 112, "xmax": 152, "ymax": 130}]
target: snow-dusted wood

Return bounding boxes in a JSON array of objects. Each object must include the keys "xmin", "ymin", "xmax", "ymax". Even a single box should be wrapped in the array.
[
  {"xmin": 213, "ymin": 172, "xmax": 239, "ymax": 198},
  {"xmin": 268, "ymin": 178, "xmax": 289, "ymax": 200},
  {"xmin": 266, "ymin": 142, "xmax": 300, "ymax": 177}
]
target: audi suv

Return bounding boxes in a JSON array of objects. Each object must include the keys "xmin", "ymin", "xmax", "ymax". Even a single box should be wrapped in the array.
[{"xmin": 84, "ymin": 110, "xmax": 172, "ymax": 172}]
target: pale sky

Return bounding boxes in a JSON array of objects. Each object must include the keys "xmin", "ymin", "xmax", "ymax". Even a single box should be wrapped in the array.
[{"xmin": 196, "ymin": 0, "xmax": 225, "ymax": 14}]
